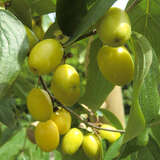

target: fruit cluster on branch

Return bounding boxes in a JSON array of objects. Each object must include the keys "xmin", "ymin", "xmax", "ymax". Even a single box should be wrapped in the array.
[{"xmin": 26, "ymin": 6, "xmax": 133, "ymax": 159}]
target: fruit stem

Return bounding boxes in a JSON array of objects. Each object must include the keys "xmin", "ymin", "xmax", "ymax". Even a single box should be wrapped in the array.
[
  {"xmin": 39, "ymin": 76, "xmax": 125, "ymax": 133},
  {"xmin": 76, "ymin": 29, "xmax": 97, "ymax": 42},
  {"xmin": 66, "ymin": 29, "xmax": 97, "ymax": 47},
  {"xmin": 56, "ymin": 100, "xmax": 125, "ymax": 133},
  {"xmin": 39, "ymin": 76, "xmax": 58, "ymax": 111}
]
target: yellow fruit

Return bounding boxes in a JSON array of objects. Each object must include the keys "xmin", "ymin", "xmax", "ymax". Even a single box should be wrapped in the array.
[
  {"xmin": 99, "ymin": 124, "xmax": 121, "ymax": 143},
  {"xmin": 27, "ymin": 88, "xmax": 53, "ymax": 121},
  {"xmin": 97, "ymin": 45, "xmax": 134, "ymax": 86},
  {"xmin": 50, "ymin": 108, "xmax": 71, "ymax": 135},
  {"xmin": 82, "ymin": 134, "xmax": 100, "ymax": 159},
  {"xmin": 35, "ymin": 120, "xmax": 59, "ymax": 152},
  {"xmin": 28, "ymin": 39, "xmax": 64, "ymax": 75},
  {"xmin": 25, "ymin": 26, "xmax": 38, "ymax": 49},
  {"xmin": 62, "ymin": 128, "xmax": 83, "ymax": 155},
  {"xmin": 96, "ymin": 7, "xmax": 131, "ymax": 47},
  {"xmin": 51, "ymin": 64, "xmax": 80, "ymax": 106}
]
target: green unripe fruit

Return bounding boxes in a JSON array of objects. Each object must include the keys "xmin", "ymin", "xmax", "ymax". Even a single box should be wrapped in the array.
[
  {"xmin": 82, "ymin": 134, "xmax": 100, "ymax": 159},
  {"xmin": 62, "ymin": 128, "xmax": 83, "ymax": 155},
  {"xmin": 97, "ymin": 45, "xmax": 134, "ymax": 86},
  {"xmin": 51, "ymin": 64, "xmax": 80, "ymax": 106},
  {"xmin": 27, "ymin": 88, "xmax": 53, "ymax": 121},
  {"xmin": 28, "ymin": 39, "xmax": 64, "ymax": 75},
  {"xmin": 96, "ymin": 7, "xmax": 131, "ymax": 47}
]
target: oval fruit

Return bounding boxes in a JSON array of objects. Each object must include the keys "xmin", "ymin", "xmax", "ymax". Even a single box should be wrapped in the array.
[
  {"xmin": 27, "ymin": 88, "xmax": 53, "ymax": 121},
  {"xmin": 35, "ymin": 120, "xmax": 59, "ymax": 152},
  {"xmin": 50, "ymin": 108, "xmax": 71, "ymax": 135},
  {"xmin": 97, "ymin": 45, "xmax": 134, "ymax": 86},
  {"xmin": 62, "ymin": 128, "xmax": 83, "ymax": 155},
  {"xmin": 82, "ymin": 134, "xmax": 100, "ymax": 159},
  {"xmin": 51, "ymin": 64, "xmax": 80, "ymax": 106},
  {"xmin": 99, "ymin": 124, "xmax": 121, "ymax": 143},
  {"xmin": 28, "ymin": 39, "xmax": 64, "ymax": 75},
  {"xmin": 96, "ymin": 7, "xmax": 131, "ymax": 47}
]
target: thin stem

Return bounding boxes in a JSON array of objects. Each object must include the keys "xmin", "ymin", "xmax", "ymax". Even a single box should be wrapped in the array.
[
  {"xmin": 81, "ymin": 104, "xmax": 95, "ymax": 116},
  {"xmin": 39, "ymin": 76, "xmax": 125, "ymax": 133},
  {"xmin": 126, "ymin": 0, "xmax": 142, "ymax": 12},
  {"xmin": 58, "ymin": 101, "xmax": 125, "ymax": 133},
  {"xmin": 67, "ymin": 29, "xmax": 97, "ymax": 47},
  {"xmin": 76, "ymin": 29, "xmax": 97, "ymax": 42},
  {"xmin": 39, "ymin": 76, "xmax": 55, "ymax": 104}
]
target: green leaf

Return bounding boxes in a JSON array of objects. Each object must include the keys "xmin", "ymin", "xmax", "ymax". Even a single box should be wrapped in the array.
[
  {"xmin": 99, "ymin": 109, "xmax": 123, "ymax": 130},
  {"xmin": 62, "ymin": 0, "xmax": 117, "ymax": 46},
  {"xmin": 137, "ymin": 148, "xmax": 155, "ymax": 160},
  {"xmin": 135, "ymin": 137, "xmax": 160, "ymax": 160},
  {"xmin": 56, "ymin": 0, "xmax": 87, "ymax": 36},
  {"xmin": 0, "ymin": 125, "xmax": 20, "ymax": 147},
  {"xmin": 139, "ymin": 51, "xmax": 160, "ymax": 124},
  {"xmin": 123, "ymin": 32, "xmax": 153, "ymax": 143},
  {"xmin": 151, "ymin": 115, "xmax": 160, "ymax": 147},
  {"xmin": 104, "ymin": 136, "xmax": 123, "ymax": 160},
  {"xmin": 0, "ymin": 128, "xmax": 26, "ymax": 159},
  {"xmin": 53, "ymin": 150, "xmax": 62, "ymax": 160},
  {"xmin": 28, "ymin": 0, "xmax": 56, "ymax": 16},
  {"xmin": 119, "ymin": 138, "xmax": 141, "ymax": 159},
  {"xmin": 146, "ymin": 136, "xmax": 160, "ymax": 159},
  {"xmin": 0, "ymin": 9, "xmax": 29, "ymax": 98},
  {"xmin": 44, "ymin": 21, "xmax": 59, "ymax": 39},
  {"xmin": 12, "ymin": 59, "xmax": 37, "ymax": 101},
  {"xmin": 8, "ymin": 0, "xmax": 32, "ymax": 28},
  {"xmin": 79, "ymin": 38, "xmax": 114, "ymax": 111},
  {"xmin": 0, "ymin": 127, "xmax": 50, "ymax": 160},
  {"xmin": 60, "ymin": 148, "xmax": 90, "ymax": 160},
  {"xmin": 136, "ymin": 128, "xmax": 149, "ymax": 146},
  {"xmin": 0, "ymin": 99, "xmax": 16, "ymax": 127},
  {"xmin": 128, "ymin": 0, "xmax": 160, "ymax": 58}
]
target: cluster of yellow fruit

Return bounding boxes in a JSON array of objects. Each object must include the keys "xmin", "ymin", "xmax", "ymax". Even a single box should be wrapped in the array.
[
  {"xmin": 96, "ymin": 7, "xmax": 134, "ymax": 86},
  {"xmin": 61, "ymin": 124, "xmax": 121, "ymax": 159},
  {"xmin": 28, "ymin": 38, "xmax": 81, "ymax": 106},
  {"xmin": 24, "ymin": 6, "xmax": 127, "ymax": 158},
  {"xmin": 27, "ymin": 87, "xmax": 71, "ymax": 151},
  {"xmin": 26, "ymin": 36, "xmax": 82, "ymax": 152},
  {"xmin": 27, "ymin": 88, "xmax": 120, "ymax": 158}
]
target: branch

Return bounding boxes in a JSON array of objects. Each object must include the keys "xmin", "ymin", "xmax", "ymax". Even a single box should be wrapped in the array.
[
  {"xmin": 81, "ymin": 104, "xmax": 95, "ymax": 116},
  {"xmin": 39, "ymin": 76, "xmax": 55, "ymax": 104},
  {"xmin": 57, "ymin": 101, "xmax": 125, "ymax": 133},
  {"xmin": 67, "ymin": 29, "xmax": 97, "ymax": 47},
  {"xmin": 76, "ymin": 29, "xmax": 97, "ymax": 42},
  {"xmin": 39, "ymin": 76, "xmax": 125, "ymax": 133}
]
